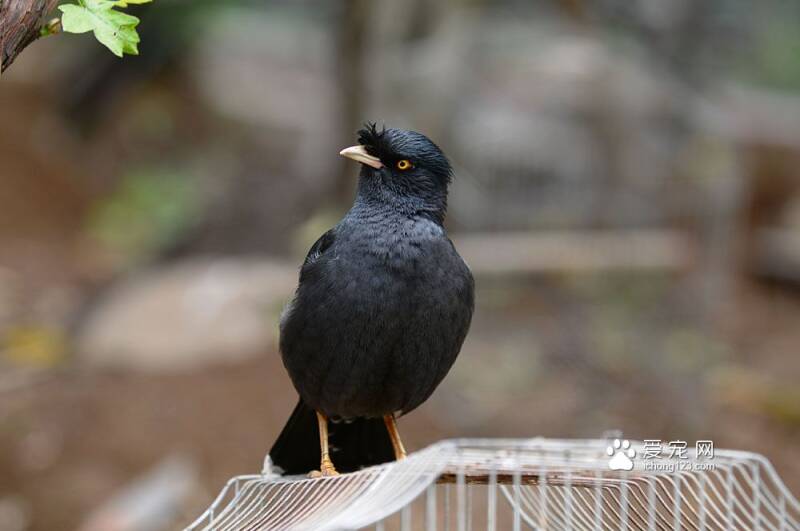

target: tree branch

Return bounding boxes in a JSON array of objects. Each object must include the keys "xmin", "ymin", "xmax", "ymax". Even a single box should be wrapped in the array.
[{"xmin": 1, "ymin": 0, "xmax": 59, "ymax": 73}]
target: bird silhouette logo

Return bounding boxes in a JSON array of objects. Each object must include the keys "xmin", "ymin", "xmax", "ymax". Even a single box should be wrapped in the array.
[{"xmin": 607, "ymin": 439, "xmax": 636, "ymax": 471}]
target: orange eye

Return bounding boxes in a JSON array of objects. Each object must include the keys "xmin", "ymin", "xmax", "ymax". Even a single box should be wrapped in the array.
[{"xmin": 396, "ymin": 159, "xmax": 412, "ymax": 170}]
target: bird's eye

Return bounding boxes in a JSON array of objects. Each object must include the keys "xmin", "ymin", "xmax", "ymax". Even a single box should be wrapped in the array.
[{"xmin": 396, "ymin": 159, "xmax": 413, "ymax": 171}]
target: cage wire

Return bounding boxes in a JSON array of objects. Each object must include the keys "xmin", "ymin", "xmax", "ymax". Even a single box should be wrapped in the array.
[{"xmin": 185, "ymin": 438, "xmax": 800, "ymax": 531}]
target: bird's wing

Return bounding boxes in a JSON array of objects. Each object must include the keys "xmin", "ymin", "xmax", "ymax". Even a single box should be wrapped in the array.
[
  {"xmin": 281, "ymin": 228, "xmax": 336, "ymax": 329},
  {"xmin": 303, "ymin": 228, "xmax": 336, "ymax": 266},
  {"xmin": 299, "ymin": 228, "xmax": 336, "ymax": 279}
]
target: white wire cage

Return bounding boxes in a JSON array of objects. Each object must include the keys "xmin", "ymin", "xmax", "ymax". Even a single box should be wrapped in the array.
[{"xmin": 185, "ymin": 438, "xmax": 800, "ymax": 531}]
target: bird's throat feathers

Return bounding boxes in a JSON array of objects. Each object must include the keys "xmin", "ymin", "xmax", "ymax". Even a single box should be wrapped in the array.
[{"xmin": 355, "ymin": 167, "xmax": 448, "ymax": 225}]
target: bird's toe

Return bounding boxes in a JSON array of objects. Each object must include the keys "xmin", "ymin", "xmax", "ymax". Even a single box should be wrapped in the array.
[{"xmin": 308, "ymin": 461, "xmax": 340, "ymax": 478}]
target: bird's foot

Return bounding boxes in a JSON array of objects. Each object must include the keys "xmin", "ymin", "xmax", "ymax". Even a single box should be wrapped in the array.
[
  {"xmin": 384, "ymin": 414, "xmax": 408, "ymax": 461},
  {"xmin": 308, "ymin": 458, "xmax": 339, "ymax": 478}
]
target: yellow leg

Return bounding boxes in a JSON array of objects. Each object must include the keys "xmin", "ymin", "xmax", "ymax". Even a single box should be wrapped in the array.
[
  {"xmin": 384, "ymin": 414, "xmax": 407, "ymax": 461},
  {"xmin": 309, "ymin": 411, "xmax": 339, "ymax": 477}
]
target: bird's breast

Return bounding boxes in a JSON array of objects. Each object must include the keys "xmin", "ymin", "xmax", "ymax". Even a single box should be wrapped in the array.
[{"xmin": 279, "ymin": 220, "xmax": 474, "ymax": 418}]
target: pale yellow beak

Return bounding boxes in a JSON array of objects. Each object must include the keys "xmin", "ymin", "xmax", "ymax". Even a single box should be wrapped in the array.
[{"xmin": 339, "ymin": 145, "xmax": 383, "ymax": 169}]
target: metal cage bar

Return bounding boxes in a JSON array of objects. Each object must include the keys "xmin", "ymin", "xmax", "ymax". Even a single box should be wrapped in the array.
[{"xmin": 185, "ymin": 438, "xmax": 800, "ymax": 531}]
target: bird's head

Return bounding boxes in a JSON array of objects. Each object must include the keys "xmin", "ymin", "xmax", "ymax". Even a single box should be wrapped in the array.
[{"xmin": 340, "ymin": 123, "xmax": 452, "ymax": 222}]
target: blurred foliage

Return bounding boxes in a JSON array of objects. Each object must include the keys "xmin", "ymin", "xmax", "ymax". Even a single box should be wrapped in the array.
[
  {"xmin": 663, "ymin": 328, "xmax": 729, "ymax": 372},
  {"xmin": 752, "ymin": 13, "xmax": 800, "ymax": 91},
  {"xmin": 86, "ymin": 168, "xmax": 198, "ymax": 261},
  {"xmin": 2, "ymin": 326, "xmax": 68, "ymax": 368},
  {"xmin": 711, "ymin": 366, "xmax": 800, "ymax": 428}
]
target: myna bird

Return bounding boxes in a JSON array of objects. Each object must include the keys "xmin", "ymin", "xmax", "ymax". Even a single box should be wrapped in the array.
[{"xmin": 269, "ymin": 124, "xmax": 474, "ymax": 476}]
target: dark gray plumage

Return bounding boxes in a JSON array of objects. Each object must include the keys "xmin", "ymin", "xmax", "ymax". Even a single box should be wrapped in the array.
[{"xmin": 270, "ymin": 125, "xmax": 474, "ymax": 474}]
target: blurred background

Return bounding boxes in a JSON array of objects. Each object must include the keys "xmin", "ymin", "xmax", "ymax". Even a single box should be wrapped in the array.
[{"xmin": 2, "ymin": 0, "xmax": 800, "ymax": 529}]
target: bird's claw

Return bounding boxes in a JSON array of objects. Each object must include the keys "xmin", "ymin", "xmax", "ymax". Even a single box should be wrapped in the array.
[{"xmin": 309, "ymin": 458, "xmax": 339, "ymax": 478}]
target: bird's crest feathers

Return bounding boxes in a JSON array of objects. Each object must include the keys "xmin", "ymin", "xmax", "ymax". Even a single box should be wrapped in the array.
[{"xmin": 357, "ymin": 122, "xmax": 389, "ymax": 160}]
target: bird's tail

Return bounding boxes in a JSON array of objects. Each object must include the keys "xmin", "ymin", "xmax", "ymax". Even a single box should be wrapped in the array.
[{"xmin": 269, "ymin": 399, "xmax": 395, "ymax": 475}]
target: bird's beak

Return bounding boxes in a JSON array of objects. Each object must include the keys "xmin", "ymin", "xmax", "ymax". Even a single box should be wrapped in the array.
[{"xmin": 339, "ymin": 145, "xmax": 383, "ymax": 169}]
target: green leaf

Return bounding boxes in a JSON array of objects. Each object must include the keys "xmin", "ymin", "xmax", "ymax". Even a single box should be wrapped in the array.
[
  {"xmin": 58, "ymin": 4, "xmax": 96, "ymax": 33},
  {"xmin": 58, "ymin": 0, "xmax": 142, "ymax": 57}
]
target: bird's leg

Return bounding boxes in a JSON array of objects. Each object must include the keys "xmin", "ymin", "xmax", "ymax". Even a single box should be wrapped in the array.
[
  {"xmin": 384, "ymin": 414, "xmax": 407, "ymax": 460},
  {"xmin": 309, "ymin": 411, "xmax": 339, "ymax": 477}
]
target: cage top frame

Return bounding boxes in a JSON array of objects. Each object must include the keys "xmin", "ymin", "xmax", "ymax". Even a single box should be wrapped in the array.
[{"xmin": 185, "ymin": 438, "xmax": 800, "ymax": 531}]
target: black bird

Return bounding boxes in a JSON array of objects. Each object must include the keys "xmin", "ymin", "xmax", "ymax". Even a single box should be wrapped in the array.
[{"xmin": 269, "ymin": 124, "xmax": 474, "ymax": 476}]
